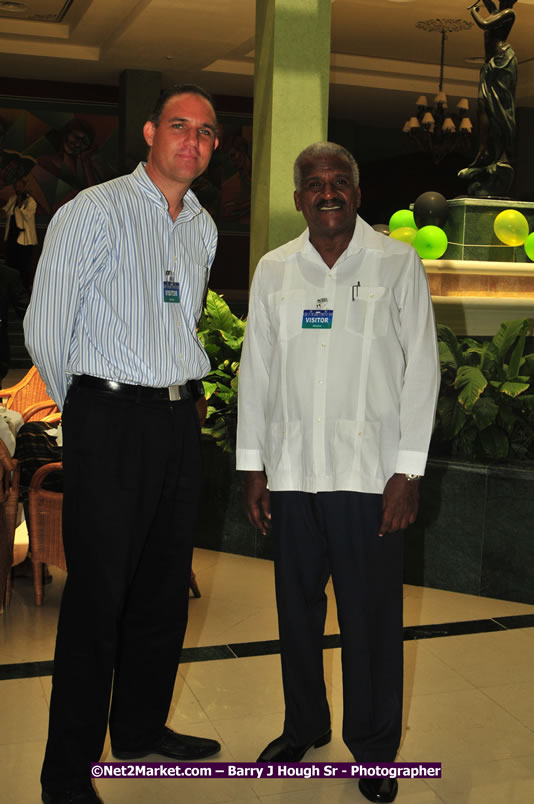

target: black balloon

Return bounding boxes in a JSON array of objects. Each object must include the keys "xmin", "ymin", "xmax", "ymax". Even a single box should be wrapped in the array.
[
  {"xmin": 413, "ymin": 191, "xmax": 448, "ymax": 229},
  {"xmin": 372, "ymin": 223, "xmax": 390, "ymax": 235}
]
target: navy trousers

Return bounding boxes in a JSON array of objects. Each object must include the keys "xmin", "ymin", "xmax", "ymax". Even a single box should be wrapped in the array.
[
  {"xmin": 270, "ymin": 490, "xmax": 404, "ymax": 762},
  {"xmin": 41, "ymin": 382, "xmax": 203, "ymax": 792}
]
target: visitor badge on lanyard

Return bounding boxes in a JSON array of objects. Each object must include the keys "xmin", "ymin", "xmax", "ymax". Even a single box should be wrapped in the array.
[
  {"xmin": 302, "ymin": 298, "xmax": 333, "ymax": 329},
  {"xmin": 163, "ymin": 270, "xmax": 180, "ymax": 303}
]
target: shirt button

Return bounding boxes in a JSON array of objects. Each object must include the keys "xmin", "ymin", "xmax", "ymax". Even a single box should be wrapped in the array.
[
  {"xmin": 319, "ymin": 380, "xmax": 324, "ymax": 384},
  {"xmin": 317, "ymin": 417, "xmax": 321, "ymax": 422},
  {"xmin": 321, "ymin": 343, "xmax": 326, "ymax": 348}
]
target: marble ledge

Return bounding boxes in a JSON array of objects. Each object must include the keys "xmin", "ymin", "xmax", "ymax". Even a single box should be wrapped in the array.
[{"xmin": 424, "ymin": 259, "xmax": 534, "ymax": 277}]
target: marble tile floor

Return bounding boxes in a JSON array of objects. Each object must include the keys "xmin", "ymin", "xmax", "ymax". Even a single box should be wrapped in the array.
[{"xmin": 1, "ymin": 547, "xmax": 534, "ymax": 803}]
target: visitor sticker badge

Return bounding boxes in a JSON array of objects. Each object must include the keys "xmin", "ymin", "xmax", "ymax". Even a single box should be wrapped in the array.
[
  {"xmin": 163, "ymin": 279, "xmax": 180, "ymax": 303},
  {"xmin": 302, "ymin": 309, "xmax": 333, "ymax": 329}
]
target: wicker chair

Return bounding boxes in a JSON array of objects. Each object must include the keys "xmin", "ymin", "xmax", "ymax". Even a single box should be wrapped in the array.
[
  {"xmin": 0, "ymin": 440, "xmax": 21, "ymax": 612},
  {"xmin": 27, "ymin": 462, "xmax": 65, "ymax": 606},
  {"xmin": 0, "ymin": 365, "xmax": 60, "ymax": 422},
  {"xmin": 0, "ymin": 465, "xmax": 9, "ymax": 614}
]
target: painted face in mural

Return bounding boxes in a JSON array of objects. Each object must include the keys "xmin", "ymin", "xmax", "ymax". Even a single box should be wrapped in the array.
[{"xmin": 63, "ymin": 128, "xmax": 91, "ymax": 156}]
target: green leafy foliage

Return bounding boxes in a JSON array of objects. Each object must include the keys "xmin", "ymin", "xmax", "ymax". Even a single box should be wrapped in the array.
[
  {"xmin": 433, "ymin": 320, "xmax": 534, "ymax": 460},
  {"xmin": 197, "ymin": 290, "xmax": 245, "ymax": 452}
]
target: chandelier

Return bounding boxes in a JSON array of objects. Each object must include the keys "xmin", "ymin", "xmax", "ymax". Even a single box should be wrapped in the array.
[{"xmin": 403, "ymin": 19, "xmax": 473, "ymax": 163}]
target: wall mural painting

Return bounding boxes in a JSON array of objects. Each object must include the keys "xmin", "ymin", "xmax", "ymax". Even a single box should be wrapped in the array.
[
  {"xmin": 193, "ymin": 113, "xmax": 253, "ymax": 234},
  {"xmin": 0, "ymin": 102, "xmax": 119, "ymax": 221}
]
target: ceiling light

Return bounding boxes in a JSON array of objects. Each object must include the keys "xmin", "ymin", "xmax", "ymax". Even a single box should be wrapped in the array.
[{"xmin": 0, "ymin": 1, "xmax": 28, "ymax": 11}]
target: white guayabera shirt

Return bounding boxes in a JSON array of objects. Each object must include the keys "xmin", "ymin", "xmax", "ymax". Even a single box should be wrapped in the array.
[{"xmin": 236, "ymin": 216, "xmax": 440, "ymax": 495}]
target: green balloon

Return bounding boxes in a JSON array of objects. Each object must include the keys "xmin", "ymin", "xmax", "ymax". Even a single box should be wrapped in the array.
[
  {"xmin": 525, "ymin": 232, "xmax": 534, "ymax": 261},
  {"xmin": 389, "ymin": 209, "xmax": 416, "ymax": 232},
  {"xmin": 414, "ymin": 225, "xmax": 448, "ymax": 259},
  {"xmin": 390, "ymin": 226, "xmax": 417, "ymax": 245},
  {"xmin": 494, "ymin": 209, "xmax": 529, "ymax": 246}
]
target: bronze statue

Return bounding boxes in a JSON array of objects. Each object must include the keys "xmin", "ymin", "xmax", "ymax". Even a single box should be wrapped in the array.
[{"xmin": 459, "ymin": 0, "xmax": 518, "ymax": 196}]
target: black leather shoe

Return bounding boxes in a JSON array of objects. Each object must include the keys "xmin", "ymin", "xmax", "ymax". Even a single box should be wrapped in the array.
[
  {"xmin": 358, "ymin": 777, "xmax": 398, "ymax": 803},
  {"xmin": 113, "ymin": 726, "xmax": 221, "ymax": 760},
  {"xmin": 257, "ymin": 730, "xmax": 331, "ymax": 762},
  {"xmin": 42, "ymin": 786, "xmax": 102, "ymax": 804}
]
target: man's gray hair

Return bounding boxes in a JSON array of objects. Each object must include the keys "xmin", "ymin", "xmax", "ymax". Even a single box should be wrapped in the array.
[{"xmin": 294, "ymin": 142, "xmax": 359, "ymax": 190}]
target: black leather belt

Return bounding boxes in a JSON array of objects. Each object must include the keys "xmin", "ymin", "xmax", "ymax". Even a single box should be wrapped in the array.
[{"xmin": 73, "ymin": 374, "xmax": 193, "ymax": 401}]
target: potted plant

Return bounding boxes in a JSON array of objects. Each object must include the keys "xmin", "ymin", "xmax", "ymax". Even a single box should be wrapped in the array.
[
  {"xmin": 407, "ymin": 318, "xmax": 534, "ymax": 603},
  {"xmin": 198, "ymin": 289, "xmax": 245, "ymax": 452},
  {"xmin": 433, "ymin": 319, "xmax": 534, "ymax": 460},
  {"xmin": 196, "ymin": 292, "xmax": 264, "ymax": 555}
]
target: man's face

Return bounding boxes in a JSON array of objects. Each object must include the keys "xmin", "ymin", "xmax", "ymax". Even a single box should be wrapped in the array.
[
  {"xmin": 294, "ymin": 154, "xmax": 361, "ymax": 238},
  {"xmin": 143, "ymin": 93, "xmax": 218, "ymax": 187}
]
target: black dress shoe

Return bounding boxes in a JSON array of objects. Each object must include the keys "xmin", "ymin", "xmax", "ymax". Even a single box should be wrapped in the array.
[
  {"xmin": 42, "ymin": 786, "xmax": 102, "ymax": 804},
  {"xmin": 358, "ymin": 777, "xmax": 398, "ymax": 803},
  {"xmin": 113, "ymin": 726, "xmax": 221, "ymax": 760},
  {"xmin": 257, "ymin": 730, "xmax": 331, "ymax": 762}
]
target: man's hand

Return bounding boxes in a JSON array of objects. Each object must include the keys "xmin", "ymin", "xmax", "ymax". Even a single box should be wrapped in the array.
[
  {"xmin": 379, "ymin": 473, "xmax": 420, "ymax": 536},
  {"xmin": 195, "ymin": 395, "xmax": 208, "ymax": 427},
  {"xmin": 243, "ymin": 470, "xmax": 271, "ymax": 535}
]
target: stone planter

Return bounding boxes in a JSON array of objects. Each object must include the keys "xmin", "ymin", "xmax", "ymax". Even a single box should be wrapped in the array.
[{"xmin": 404, "ymin": 457, "xmax": 534, "ymax": 605}]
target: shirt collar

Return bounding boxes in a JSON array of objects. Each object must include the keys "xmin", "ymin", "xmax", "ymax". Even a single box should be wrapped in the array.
[
  {"xmin": 299, "ymin": 214, "xmax": 385, "ymax": 265},
  {"xmin": 132, "ymin": 162, "xmax": 202, "ymax": 219}
]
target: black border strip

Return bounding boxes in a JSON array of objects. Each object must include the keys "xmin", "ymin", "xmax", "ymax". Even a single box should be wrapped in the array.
[{"xmin": 1, "ymin": 613, "xmax": 532, "ymax": 681}]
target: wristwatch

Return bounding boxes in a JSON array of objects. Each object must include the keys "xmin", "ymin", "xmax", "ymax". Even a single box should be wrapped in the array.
[{"xmin": 405, "ymin": 473, "xmax": 421, "ymax": 481}]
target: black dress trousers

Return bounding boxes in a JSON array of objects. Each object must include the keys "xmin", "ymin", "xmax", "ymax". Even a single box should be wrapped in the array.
[
  {"xmin": 41, "ymin": 381, "xmax": 203, "ymax": 792},
  {"xmin": 270, "ymin": 490, "xmax": 404, "ymax": 763}
]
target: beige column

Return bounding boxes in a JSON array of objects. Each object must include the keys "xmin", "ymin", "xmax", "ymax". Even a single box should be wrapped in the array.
[{"xmin": 250, "ymin": 0, "xmax": 332, "ymax": 279}]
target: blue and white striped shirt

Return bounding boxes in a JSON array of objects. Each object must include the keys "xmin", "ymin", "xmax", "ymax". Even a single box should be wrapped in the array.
[{"xmin": 24, "ymin": 162, "xmax": 217, "ymax": 408}]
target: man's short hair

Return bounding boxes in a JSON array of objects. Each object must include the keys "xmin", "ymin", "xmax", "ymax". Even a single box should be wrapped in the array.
[
  {"xmin": 148, "ymin": 84, "xmax": 217, "ymax": 127},
  {"xmin": 294, "ymin": 142, "xmax": 359, "ymax": 190}
]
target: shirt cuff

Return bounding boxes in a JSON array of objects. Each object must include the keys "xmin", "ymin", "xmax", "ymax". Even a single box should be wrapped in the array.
[
  {"xmin": 394, "ymin": 450, "xmax": 429, "ymax": 476},
  {"xmin": 236, "ymin": 448, "xmax": 264, "ymax": 471}
]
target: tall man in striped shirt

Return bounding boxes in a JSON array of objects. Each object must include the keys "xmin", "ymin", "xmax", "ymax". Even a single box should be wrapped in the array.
[{"xmin": 25, "ymin": 85, "xmax": 221, "ymax": 804}]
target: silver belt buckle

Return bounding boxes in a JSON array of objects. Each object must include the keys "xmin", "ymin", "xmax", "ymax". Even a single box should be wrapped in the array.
[{"xmin": 168, "ymin": 385, "xmax": 182, "ymax": 401}]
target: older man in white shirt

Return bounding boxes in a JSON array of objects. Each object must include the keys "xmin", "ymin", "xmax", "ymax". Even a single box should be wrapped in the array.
[{"xmin": 236, "ymin": 142, "xmax": 439, "ymax": 804}]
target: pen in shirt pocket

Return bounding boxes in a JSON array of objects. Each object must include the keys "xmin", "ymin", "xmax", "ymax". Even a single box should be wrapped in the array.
[{"xmin": 351, "ymin": 282, "xmax": 361, "ymax": 301}]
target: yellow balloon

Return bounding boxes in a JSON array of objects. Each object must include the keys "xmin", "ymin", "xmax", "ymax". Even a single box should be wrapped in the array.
[
  {"xmin": 389, "ymin": 226, "xmax": 417, "ymax": 245},
  {"xmin": 494, "ymin": 210, "xmax": 529, "ymax": 247}
]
